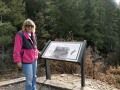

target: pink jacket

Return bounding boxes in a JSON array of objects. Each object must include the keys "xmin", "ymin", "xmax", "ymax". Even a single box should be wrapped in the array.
[{"xmin": 13, "ymin": 30, "xmax": 40, "ymax": 63}]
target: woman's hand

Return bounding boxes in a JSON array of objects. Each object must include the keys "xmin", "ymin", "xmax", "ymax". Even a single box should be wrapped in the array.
[
  {"xmin": 38, "ymin": 51, "xmax": 42, "ymax": 57},
  {"xmin": 17, "ymin": 62, "xmax": 22, "ymax": 68}
]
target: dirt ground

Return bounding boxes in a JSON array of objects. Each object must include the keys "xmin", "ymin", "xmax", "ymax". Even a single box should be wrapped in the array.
[{"xmin": 0, "ymin": 74, "xmax": 119, "ymax": 90}]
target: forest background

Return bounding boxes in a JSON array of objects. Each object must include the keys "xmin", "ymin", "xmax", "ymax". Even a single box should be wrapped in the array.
[{"xmin": 0, "ymin": 0, "xmax": 120, "ymax": 89}]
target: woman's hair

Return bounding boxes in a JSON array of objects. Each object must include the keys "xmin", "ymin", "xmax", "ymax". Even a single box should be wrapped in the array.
[{"xmin": 22, "ymin": 19, "xmax": 36, "ymax": 33}]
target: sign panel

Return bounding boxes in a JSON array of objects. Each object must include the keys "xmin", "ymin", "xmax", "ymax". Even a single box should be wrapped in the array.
[{"xmin": 41, "ymin": 41, "xmax": 84, "ymax": 62}]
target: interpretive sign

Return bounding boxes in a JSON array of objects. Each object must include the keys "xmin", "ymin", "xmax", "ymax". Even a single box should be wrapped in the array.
[{"xmin": 41, "ymin": 41, "xmax": 85, "ymax": 62}]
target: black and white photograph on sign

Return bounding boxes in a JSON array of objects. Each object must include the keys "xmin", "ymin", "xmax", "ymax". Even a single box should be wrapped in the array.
[
  {"xmin": 51, "ymin": 46, "xmax": 70, "ymax": 59},
  {"xmin": 42, "ymin": 41, "xmax": 83, "ymax": 62}
]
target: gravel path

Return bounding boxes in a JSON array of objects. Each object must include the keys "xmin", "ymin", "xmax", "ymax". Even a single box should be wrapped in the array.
[
  {"xmin": 48, "ymin": 74, "xmax": 119, "ymax": 90},
  {"xmin": 0, "ymin": 74, "xmax": 119, "ymax": 90},
  {"xmin": 0, "ymin": 82, "xmax": 62, "ymax": 90}
]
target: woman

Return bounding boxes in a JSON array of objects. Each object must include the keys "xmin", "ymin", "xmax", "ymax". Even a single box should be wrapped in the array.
[{"xmin": 13, "ymin": 19, "xmax": 40, "ymax": 90}]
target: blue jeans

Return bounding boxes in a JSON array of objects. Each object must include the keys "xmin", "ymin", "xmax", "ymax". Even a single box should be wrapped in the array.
[{"xmin": 22, "ymin": 60, "xmax": 37, "ymax": 90}]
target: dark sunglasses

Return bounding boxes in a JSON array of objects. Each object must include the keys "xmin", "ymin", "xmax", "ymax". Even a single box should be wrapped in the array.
[{"xmin": 25, "ymin": 25, "xmax": 34, "ymax": 28}]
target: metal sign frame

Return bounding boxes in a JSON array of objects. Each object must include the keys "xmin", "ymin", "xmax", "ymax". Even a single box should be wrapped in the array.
[{"xmin": 41, "ymin": 40, "xmax": 87, "ymax": 87}]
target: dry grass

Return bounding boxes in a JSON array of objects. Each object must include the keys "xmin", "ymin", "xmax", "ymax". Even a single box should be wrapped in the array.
[
  {"xmin": 50, "ymin": 60, "xmax": 80, "ymax": 74},
  {"xmin": 99, "ymin": 67, "xmax": 120, "ymax": 88},
  {"xmin": 85, "ymin": 47, "xmax": 120, "ymax": 89}
]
